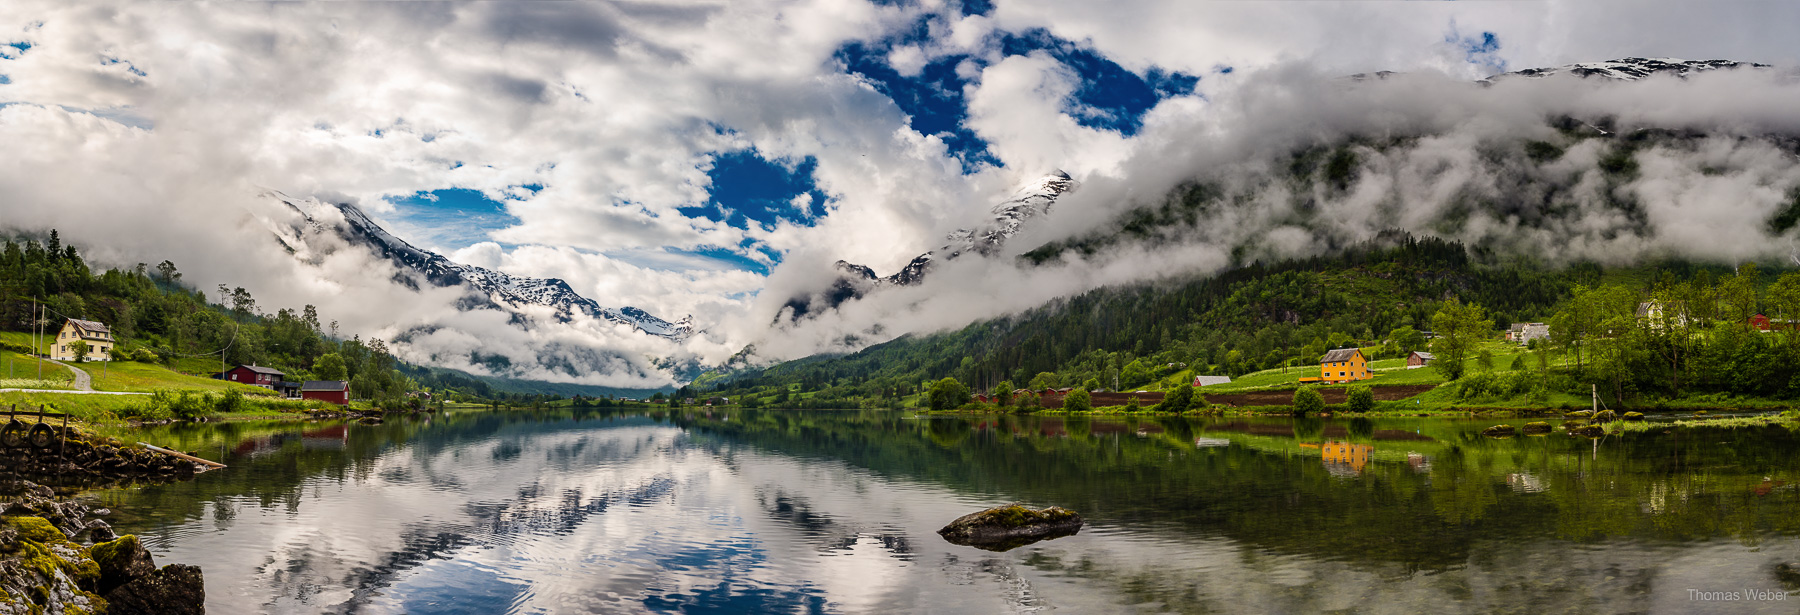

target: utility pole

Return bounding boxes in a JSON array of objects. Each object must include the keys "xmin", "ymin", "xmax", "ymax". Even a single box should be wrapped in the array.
[{"xmin": 35, "ymin": 298, "xmax": 42, "ymax": 381}]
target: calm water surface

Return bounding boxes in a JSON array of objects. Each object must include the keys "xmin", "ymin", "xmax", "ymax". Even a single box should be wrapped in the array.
[{"xmin": 75, "ymin": 409, "xmax": 1800, "ymax": 614}]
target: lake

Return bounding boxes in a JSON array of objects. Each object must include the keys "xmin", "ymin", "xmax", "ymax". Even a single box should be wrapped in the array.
[{"xmin": 75, "ymin": 409, "xmax": 1800, "ymax": 613}]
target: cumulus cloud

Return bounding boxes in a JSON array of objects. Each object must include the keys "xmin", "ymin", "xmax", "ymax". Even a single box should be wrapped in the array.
[{"xmin": 743, "ymin": 65, "xmax": 1800, "ymax": 363}]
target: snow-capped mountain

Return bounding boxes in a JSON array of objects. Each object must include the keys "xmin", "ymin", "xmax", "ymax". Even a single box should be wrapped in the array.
[
  {"xmin": 843, "ymin": 171, "xmax": 1076, "ymax": 286},
  {"xmin": 1483, "ymin": 58, "xmax": 1768, "ymax": 83},
  {"xmin": 262, "ymin": 192, "xmax": 694, "ymax": 340},
  {"xmin": 784, "ymin": 172, "xmax": 1077, "ymax": 320}
]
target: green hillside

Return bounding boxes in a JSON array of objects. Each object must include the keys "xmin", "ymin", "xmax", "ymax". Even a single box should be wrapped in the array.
[{"xmin": 696, "ymin": 236, "xmax": 1800, "ymax": 412}]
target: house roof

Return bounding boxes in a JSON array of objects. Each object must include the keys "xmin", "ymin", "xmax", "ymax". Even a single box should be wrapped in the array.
[
  {"xmin": 302, "ymin": 380, "xmax": 348, "ymax": 392},
  {"xmin": 1320, "ymin": 348, "xmax": 1361, "ymax": 363},
  {"xmin": 64, "ymin": 318, "xmax": 110, "ymax": 335},
  {"xmin": 1192, "ymin": 376, "xmax": 1233, "ymax": 386},
  {"xmin": 232, "ymin": 364, "xmax": 285, "ymax": 376},
  {"xmin": 1411, "ymin": 351, "xmax": 1435, "ymax": 360}
]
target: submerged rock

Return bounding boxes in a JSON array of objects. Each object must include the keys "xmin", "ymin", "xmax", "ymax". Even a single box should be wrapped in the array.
[
  {"xmin": 1570, "ymin": 425, "xmax": 1606, "ymax": 438},
  {"xmin": 1521, "ymin": 422, "xmax": 1552, "ymax": 434},
  {"xmin": 1480, "ymin": 425, "xmax": 1517, "ymax": 438},
  {"xmin": 938, "ymin": 504, "xmax": 1083, "ymax": 552}
]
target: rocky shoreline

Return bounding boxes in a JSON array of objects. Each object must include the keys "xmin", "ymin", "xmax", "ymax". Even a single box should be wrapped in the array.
[
  {"xmin": 0, "ymin": 426, "xmax": 214, "ymax": 614},
  {"xmin": 0, "ymin": 480, "xmax": 204, "ymax": 614}
]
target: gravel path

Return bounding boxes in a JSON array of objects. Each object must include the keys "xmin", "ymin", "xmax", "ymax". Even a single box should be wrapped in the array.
[{"xmin": 41, "ymin": 358, "xmax": 92, "ymax": 391}]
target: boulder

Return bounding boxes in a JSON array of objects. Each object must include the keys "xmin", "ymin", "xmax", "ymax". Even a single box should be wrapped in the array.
[
  {"xmin": 938, "ymin": 504, "xmax": 1083, "ymax": 552},
  {"xmin": 1592, "ymin": 410, "xmax": 1617, "ymax": 422},
  {"xmin": 1622, "ymin": 412, "xmax": 1645, "ymax": 421},
  {"xmin": 1564, "ymin": 410, "xmax": 1593, "ymax": 419},
  {"xmin": 1570, "ymin": 425, "xmax": 1605, "ymax": 438},
  {"xmin": 103, "ymin": 563, "xmax": 205, "ymax": 615},
  {"xmin": 1521, "ymin": 422, "xmax": 1552, "ymax": 434},
  {"xmin": 90, "ymin": 534, "xmax": 157, "ymax": 595}
]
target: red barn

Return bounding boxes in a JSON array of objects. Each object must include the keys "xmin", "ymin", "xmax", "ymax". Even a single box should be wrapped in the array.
[
  {"xmin": 301, "ymin": 380, "xmax": 350, "ymax": 405},
  {"xmin": 221, "ymin": 364, "xmax": 285, "ymax": 389}
]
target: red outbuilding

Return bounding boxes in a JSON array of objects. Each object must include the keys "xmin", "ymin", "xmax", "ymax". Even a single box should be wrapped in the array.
[
  {"xmin": 301, "ymin": 380, "xmax": 350, "ymax": 405},
  {"xmin": 221, "ymin": 364, "xmax": 285, "ymax": 389}
]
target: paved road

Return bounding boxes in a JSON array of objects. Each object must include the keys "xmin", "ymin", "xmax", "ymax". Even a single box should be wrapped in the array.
[{"xmin": 42, "ymin": 358, "xmax": 92, "ymax": 391}]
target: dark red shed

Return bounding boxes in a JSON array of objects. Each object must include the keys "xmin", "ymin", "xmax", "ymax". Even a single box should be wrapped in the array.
[
  {"xmin": 301, "ymin": 380, "xmax": 350, "ymax": 405},
  {"xmin": 222, "ymin": 364, "xmax": 285, "ymax": 389}
]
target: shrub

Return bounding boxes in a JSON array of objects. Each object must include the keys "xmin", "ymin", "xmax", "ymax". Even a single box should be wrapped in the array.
[
  {"xmin": 1125, "ymin": 396, "xmax": 1142, "ymax": 412},
  {"xmin": 129, "ymin": 390, "xmax": 216, "ymax": 421},
  {"xmin": 1015, "ymin": 392, "xmax": 1041, "ymax": 413},
  {"xmin": 1062, "ymin": 389, "xmax": 1092, "ymax": 413},
  {"xmin": 1345, "ymin": 385, "xmax": 1374, "ymax": 413},
  {"xmin": 131, "ymin": 348, "xmax": 159, "ymax": 363},
  {"xmin": 216, "ymin": 388, "xmax": 245, "ymax": 414},
  {"xmin": 1292, "ymin": 387, "xmax": 1324, "ymax": 416},
  {"xmin": 1159, "ymin": 385, "xmax": 1195, "ymax": 413}
]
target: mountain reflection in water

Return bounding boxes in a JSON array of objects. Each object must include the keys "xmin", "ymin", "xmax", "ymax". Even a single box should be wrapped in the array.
[{"xmin": 78, "ymin": 410, "xmax": 1800, "ymax": 614}]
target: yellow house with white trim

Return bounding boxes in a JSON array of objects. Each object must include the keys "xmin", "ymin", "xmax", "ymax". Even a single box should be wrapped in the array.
[{"xmin": 50, "ymin": 318, "xmax": 114, "ymax": 362}]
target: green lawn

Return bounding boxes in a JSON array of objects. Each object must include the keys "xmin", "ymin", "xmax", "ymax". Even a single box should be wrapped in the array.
[
  {"xmin": 1193, "ymin": 341, "xmax": 1544, "ymax": 395},
  {"xmin": 0, "ymin": 350, "xmax": 74, "ymax": 388},
  {"xmin": 0, "ymin": 331, "xmax": 49, "ymax": 354},
  {"xmin": 76, "ymin": 360, "xmax": 273, "ymax": 394},
  {"xmin": 0, "ymin": 391, "xmax": 145, "ymax": 422}
]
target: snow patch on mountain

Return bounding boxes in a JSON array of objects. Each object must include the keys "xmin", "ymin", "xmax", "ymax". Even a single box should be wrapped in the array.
[
  {"xmin": 1483, "ymin": 58, "xmax": 1768, "ymax": 83},
  {"xmin": 259, "ymin": 192, "xmax": 694, "ymax": 341}
]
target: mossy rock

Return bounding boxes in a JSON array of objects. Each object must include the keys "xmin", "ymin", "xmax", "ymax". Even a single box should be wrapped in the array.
[
  {"xmin": 1570, "ymin": 425, "xmax": 1605, "ymax": 438},
  {"xmin": 1592, "ymin": 410, "xmax": 1618, "ymax": 422},
  {"xmin": 1622, "ymin": 412, "xmax": 1646, "ymax": 421},
  {"xmin": 938, "ymin": 504, "xmax": 1083, "ymax": 552},
  {"xmin": 90, "ymin": 535, "xmax": 156, "ymax": 596},
  {"xmin": 1693, "ymin": 410, "xmax": 1710, "ymax": 416},
  {"xmin": 1564, "ymin": 410, "xmax": 1593, "ymax": 419},
  {"xmin": 1480, "ymin": 425, "xmax": 1517, "ymax": 437},
  {"xmin": 3, "ymin": 517, "xmax": 64, "ymax": 544},
  {"xmin": 1521, "ymin": 422, "xmax": 1553, "ymax": 434}
]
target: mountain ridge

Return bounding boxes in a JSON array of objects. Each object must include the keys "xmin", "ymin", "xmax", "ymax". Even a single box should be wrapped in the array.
[{"xmin": 262, "ymin": 192, "xmax": 694, "ymax": 341}]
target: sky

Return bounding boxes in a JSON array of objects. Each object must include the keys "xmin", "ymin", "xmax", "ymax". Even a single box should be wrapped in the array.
[{"xmin": 4, "ymin": 1, "xmax": 1800, "ymax": 386}]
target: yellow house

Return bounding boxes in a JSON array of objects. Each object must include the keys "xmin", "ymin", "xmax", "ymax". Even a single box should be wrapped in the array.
[
  {"xmin": 1299, "ymin": 348, "xmax": 1371, "ymax": 385},
  {"xmin": 50, "ymin": 318, "xmax": 114, "ymax": 362}
]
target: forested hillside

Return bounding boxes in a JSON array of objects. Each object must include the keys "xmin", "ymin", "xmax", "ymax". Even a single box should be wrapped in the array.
[
  {"xmin": 696, "ymin": 233, "xmax": 1799, "ymax": 410},
  {"xmin": 0, "ymin": 230, "xmax": 656, "ymax": 404}
]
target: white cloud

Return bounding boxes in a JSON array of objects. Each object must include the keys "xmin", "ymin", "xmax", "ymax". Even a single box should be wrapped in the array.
[{"xmin": 4, "ymin": 0, "xmax": 1800, "ymax": 381}]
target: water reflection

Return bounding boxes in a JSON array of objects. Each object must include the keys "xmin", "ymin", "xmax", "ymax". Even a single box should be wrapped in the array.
[{"xmin": 78, "ymin": 410, "xmax": 1800, "ymax": 613}]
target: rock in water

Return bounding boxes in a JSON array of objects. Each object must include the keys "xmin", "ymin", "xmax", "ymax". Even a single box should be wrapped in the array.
[
  {"xmin": 90, "ymin": 534, "xmax": 157, "ymax": 595},
  {"xmin": 104, "ymin": 563, "xmax": 205, "ymax": 615},
  {"xmin": 937, "ymin": 504, "xmax": 1083, "ymax": 552}
]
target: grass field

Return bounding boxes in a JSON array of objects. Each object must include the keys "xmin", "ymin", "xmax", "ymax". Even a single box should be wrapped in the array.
[
  {"xmin": 0, "ymin": 331, "xmax": 48, "ymax": 354},
  {"xmin": 1193, "ymin": 341, "xmax": 1541, "ymax": 395},
  {"xmin": 0, "ymin": 349, "xmax": 74, "ymax": 387},
  {"xmin": 0, "ymin": 391, "xmax": 146, "ymax": 422},
  {"xmin": 76, "ymin": 360, "xmax": 273, "ymax": 394}
]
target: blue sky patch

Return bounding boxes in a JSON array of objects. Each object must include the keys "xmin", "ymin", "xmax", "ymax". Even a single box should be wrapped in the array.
[
  {"xmin": 0, "ymin": 75, "xmax": 9, "ymax": 85},
  {"xmin": 1447, "ymin": 25, "xmax": 1506, "ymax": 73},
  {"xmin": 837, "ymin": 43, "xmax": 996, "ymax": 169},
  {"xmin": 835, "ymin": 21, "xmax": 1199, "ymax": 172},
  {"xmin": 386, "ymin": 188, "xmax": 523, "ymax": 250},
  {"xmin": 679, "ymin": 149, "xmax": 829, "ymax": 231},
  {"xmin": 999, "ymin": 29, "xmax": 1197, "ymax": 136},
  {"xmin": 668, "ymin": 246, "xmax": 773, "ymax": 275}
]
